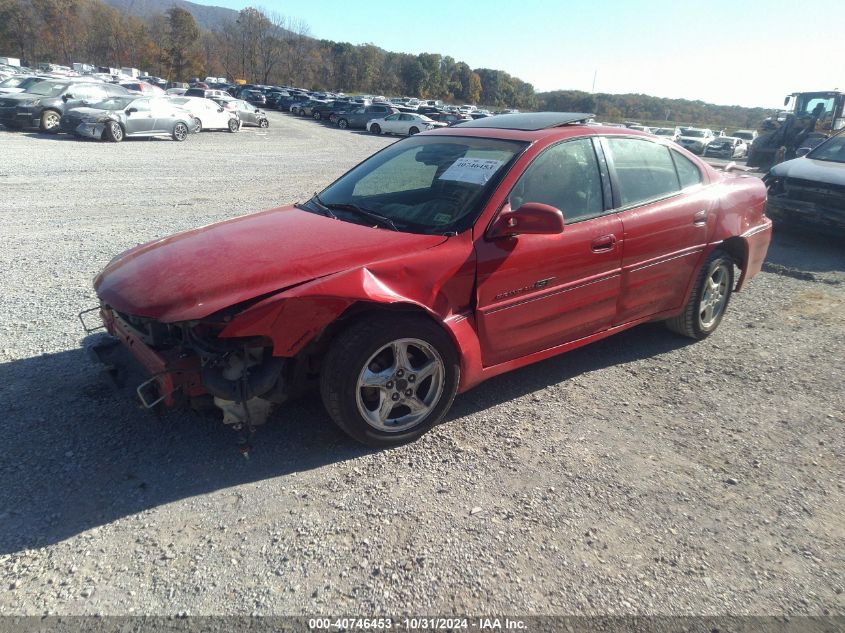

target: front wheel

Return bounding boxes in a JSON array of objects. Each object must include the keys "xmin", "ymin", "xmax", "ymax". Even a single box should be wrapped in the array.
[
  {"xmin": 228, "ymin": 118, "xmax": 240, "ymax": 133},
  {"xmin": 104, "ymin": 121, "xmax": 124, "ymax": 142},
  {"xmin": 370, "ymin": 123, "xmax": 381, "ymax": 135},
  {"xmin": 40, "ymin": 110, "xmax": 60, "ymax": 133},
  {"xmin": 259, "ymin": 118, "xmax": 269, "ymax": 128},
  {"xmin": 313, "ymin": 111, "xmax": 321, "ymax": 120},
  {"xmin": 408, "ymin": 126, "xmax": 420, "ymax": 135},
  {"xmin": 193, "ymin": 117, "xmax": 202, "ymax": 133},
  {"xmin": 338, "ymin": 118, "xmax": 348, "ymax": 129},
  {"xmin": 320, "ymin": 316, "xmax": 460, "ymax": 447},
  {"xmin": 666, "ymin": 250, "xmax": 734, "ymax": 339},
  {"xmin": 172, "ymin": 122, "xmax": 189, "ymax": 141}
]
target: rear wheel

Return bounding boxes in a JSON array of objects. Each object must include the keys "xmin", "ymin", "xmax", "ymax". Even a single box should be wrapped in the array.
[
  {"xmin": 313, "ymin": 111, "xmax": 321, "ymax": 120},
  {"xmin": 408, "ymin": 126, "xmax": 420, "ymax": 135},
  {"xmin": 227, "ymin": 118, "xmax": 240, "ymax": 133},
  {"xmin": 172, "ymin": 122, "xmax": 189, "ymax": 141},
  {"xmin": 320, "ymin": 316, "xmax": 459, "ymax": 447},
  {"xmin": 104, "ymin": 121, "xmax": 124, "ymax": 142},
  {"xmin": 338, "ymin": 118, "xmax": 348, "ymax": 129},
  {"xmin": 259, "ymin": 118, "xmax": 269, "ymax": 128},
  {"xmin": 39, "ymin": 110, "xmax": 60, "ymax": 133},
  {"xmin": 666, "ymin": 250, "xmax": 734, "ymax": 339},
  {"xmin": 193, "ymin": 117, "xmax": 202, "ymax": 133},
  {"xmin": 370, "ymin": 123, "xmax": 381, "ymax": 135}
]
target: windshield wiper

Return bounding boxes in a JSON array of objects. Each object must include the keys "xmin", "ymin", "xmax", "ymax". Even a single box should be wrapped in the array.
[
  {"xmin": 322, "ymin": 202, "xmax": 400, "ymax": 231},
  {"xmin": 302, "ymin": 193, "xmax": 338, "ymax": 219}
]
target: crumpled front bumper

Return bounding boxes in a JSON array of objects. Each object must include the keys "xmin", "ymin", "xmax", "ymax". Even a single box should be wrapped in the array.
[
  {"xmin": 97, "ymin": 307, "xmax": 205, "ymax": 408},
  {"xmin": 766, "ymin": 195, "xmax": 845, "ymax": 235},
  {"xmin": 73, "ymin": 121, "xmax": 106, "ymax": 139}
]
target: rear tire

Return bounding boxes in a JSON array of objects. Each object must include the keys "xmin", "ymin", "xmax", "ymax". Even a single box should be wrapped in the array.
[
  {"xmin": 320, "ymin": 315, "xmax": 460, "ymax": 447},
  {"xmin": 104, "ymin": 121, "xmax": 124, "ymax": 143},
  {"xmin": 228, "ymin": 118, "xmax": 239, "ymax": 132},
  {"xmin": 666, "ymin": 250, "xmax": 734, "ymax": 339},
  {"xmin": 259, "ymin": 118, "xmax": 269, "ymax": 128},
  {"xmin": 408, "ymin": 126, "xmax": 420, "ymax": 135},
  {"xmin": 370, "ymin": 123, "xmax": 381, "ymax": 135},
  {"xmin": 172, "ymin": 122, "xmax": 189, "ymax": 141},
  {"xmin": 338, "ymin": 118, "xmax": 348, "ymax": 129},
  {"xmin": 193, "ymin": 118, "xmax": 202, "ymax": 133}
]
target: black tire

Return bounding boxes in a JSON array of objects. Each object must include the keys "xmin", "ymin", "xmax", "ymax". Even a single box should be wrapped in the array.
[
  {"xmin": 666, "ymin": 250, "xmax": 735, "ymax": 339},
  {"xmin": 103, "ymin": 121, "xmax": 124, "ymax": 143},
  {"xmin": 172, "ymin": 122, "xmax": 189, "ymax": 142},
  {"xmin": 320, "ymin": 315, "xmax": 460, "ymax": 447},
  {"xmin": 338, "ymin": 118, "xmax": 348, "ymax": 129},
  {"xmin": 193, "ymin": 117, "xmax": 202, "ymax": 133},
  {"xmin": 370, "ymin": 123, "xmax": 381, "ymax": 135},
  {"xmin": 39, "ymin": 110, "xmax": 61, "ymax": 133},
  {"xmin": 408, "ymin": 126, "xmax": 420, "ymax": 135},
  {"xmin": 228, "ymin": 118, "xmax": 240, "ymax": 133},
  {"xmin": 259, "ymin": 118, "xmax": 269, "ymax": 128},
  {"xmin": 313, "ymin": 111, "xmax": 321, "ymax": 120}
]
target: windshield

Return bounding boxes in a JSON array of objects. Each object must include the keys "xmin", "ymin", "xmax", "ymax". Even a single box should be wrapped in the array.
[
  {"xmin": 91, "ymin": 96, "xmax": 136, "ymax": 110},
  {"xmin": 683, "ymin": 130, "xmax": 706, "ymax": 137},
  {"xmin": 27, "ymin": 82, "xmax": 67, "ymax": 97},
  {"xmin": 313, "ymin": 136, "xmax": 527, "ymax": 234},
  {"xmin": 0, "ymin": 76, "xmax": 37, "ymax": 88},
  {"xmin": 734, "ymin": 131, "xmax": 754, "ymax": 140},
  {"xmin": 807, "ymin": 132, "xmax": 845, "ymax": 163},
  {"xmin": 795, "ymin": 94, "xmax": 836, "ymax": 119}
]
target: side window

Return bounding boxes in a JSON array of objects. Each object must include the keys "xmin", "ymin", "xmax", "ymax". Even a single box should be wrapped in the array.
[
  {"xmin": 671, "ymin": 150, "xmax": 703, "ymax": 189},
  {"xmin": 400, "ymin": 114, "xmax": 413, "ymax": 121},
  {"xmin": 607, "ymin": 138, "xmax": 680, "ymax": 207},
  {"xmin": 508, "ymin": 138, "xmax": 604, "ymax": 223},
  {"xmin": 131, "ymin": 99, "xmax": 151, "ymax": 112}
]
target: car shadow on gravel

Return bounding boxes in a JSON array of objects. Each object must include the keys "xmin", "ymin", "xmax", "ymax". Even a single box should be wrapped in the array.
[
  {"xmin": 0, "ymin": 322, "xmax": 692, "ymax": 555},
  {"xmin": 0, "ymin": 341, "xmax": 371, "ymax": 555}
]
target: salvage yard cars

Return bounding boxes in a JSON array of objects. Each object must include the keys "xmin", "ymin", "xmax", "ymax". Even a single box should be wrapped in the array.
[
  {"xmin": 366, "ymin": 112, "xmax": 445, "ymax": 135},
  {"xmin": 60, "ymin": 96, "xmax": 196, "ymax": 142},
  {"xmin": 87, "ymin": 113, "xmax": 772, "ymax": 447},
  {"xmin": 168, "ymin": 96, "xmax": 240, "ymax": 132}
]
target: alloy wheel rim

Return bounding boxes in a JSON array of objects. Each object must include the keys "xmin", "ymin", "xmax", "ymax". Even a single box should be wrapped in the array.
[
  {"xmin": 175, "ymin": 124, "xmax": 186, "ymax": 140},
  {"xmin": 111, "ymin": 123, "xmax": 122, "ymax": 140},
  {"xmin": 700, "ymin": 264, "xmax": 729, "ymax": 328},
  {"xmin": 45, "ymin": 113, "xmax": 59, "ymax": 129},
  {"xmin": 355, "ymin": 338, "xmax": 445, "ymax": 433}
]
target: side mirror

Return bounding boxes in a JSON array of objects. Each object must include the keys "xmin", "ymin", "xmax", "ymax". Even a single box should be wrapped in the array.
[
  {"xmin": 126, "ymin": 108, "xmax": 137, "ymax": 114},
  {"xmin": 488, "ymin": 202, "xmax": 565, "ymax": 239},
  {"xmin": 796, "ymin": 147, "xmax": 811, "ymax": 157},
  {"xmin": 783, "ymin": 95, "xmax": 791, "ymax": 107},
  {"xmin": 62, "ymin": 94, "xmax": 72, "ymax": 101},
  {"xmin": 218, "ymin": 107, "xmax": 224, "ymax": 112}
]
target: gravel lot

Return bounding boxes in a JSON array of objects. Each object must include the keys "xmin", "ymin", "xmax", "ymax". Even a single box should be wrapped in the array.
[{"xmin": 0, "ymin": 113, "xmax": 843, "ymax": 618}]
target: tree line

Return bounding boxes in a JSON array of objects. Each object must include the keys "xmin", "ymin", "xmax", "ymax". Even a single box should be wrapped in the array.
[{"xmin": 0, "ymin": 0, "xmax": 767, "ymax": 127}]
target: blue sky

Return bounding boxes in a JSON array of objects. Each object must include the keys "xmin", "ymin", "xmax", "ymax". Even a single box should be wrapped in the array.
[{"xmin": 196, "ymin": 0, "xmax": 840, "ymax": 108}]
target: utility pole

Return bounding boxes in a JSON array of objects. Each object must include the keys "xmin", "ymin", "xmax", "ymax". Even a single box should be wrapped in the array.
[{"xmin": 592, "ymin": 69, "xmax": 597, "ymax": 93}]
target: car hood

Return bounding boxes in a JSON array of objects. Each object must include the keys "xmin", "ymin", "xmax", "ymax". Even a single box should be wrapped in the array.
[
  {"xmin": 771, "ymin": 157, "xmax": 845, "ymax": 186},
  {"xmin": 94, "ymin": 205, "xmax": 448, "ymax": 322}
]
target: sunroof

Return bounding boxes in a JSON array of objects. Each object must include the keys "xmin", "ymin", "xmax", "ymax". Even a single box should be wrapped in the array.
[{"xmin": 453, "ymin": 112, "xmax": 594, "ymax": 131}]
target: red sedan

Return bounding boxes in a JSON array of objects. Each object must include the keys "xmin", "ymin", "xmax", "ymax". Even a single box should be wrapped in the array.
[{"xmin": 90, "ymin": 113, "xmax": 772, "ymax": 446}]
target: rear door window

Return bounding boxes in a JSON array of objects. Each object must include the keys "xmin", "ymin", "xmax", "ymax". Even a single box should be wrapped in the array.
[
  {"xmin": 671, "ymin": 150, "xmax": 703, "ymax": 189},
  {"xmin": 606, "ymin": 137, "xmax": 681, "ymax": 207}
]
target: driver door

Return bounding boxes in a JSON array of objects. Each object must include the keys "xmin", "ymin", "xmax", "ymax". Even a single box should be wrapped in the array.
[
  {"xmin": 474, "ymin": 138, "xmax": 623, "ymax": 367},
  {"xmin": 382, "ymin": 113, "xmax": 401, "ymax": 133},
  {"xmin": 124, "ymin": 98, "xmax": 154, "ymax": 134}
]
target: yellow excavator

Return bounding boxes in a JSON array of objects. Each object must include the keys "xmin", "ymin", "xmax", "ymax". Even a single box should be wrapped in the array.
[{"xmin": 747, "ymin": 90, "xmax": 845, "ymax": 170}]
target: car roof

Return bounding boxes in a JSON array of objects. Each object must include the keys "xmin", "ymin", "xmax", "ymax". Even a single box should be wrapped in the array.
[{"xmin": 452, "ymin": 112, "xmax": 593, "ymax": 131}]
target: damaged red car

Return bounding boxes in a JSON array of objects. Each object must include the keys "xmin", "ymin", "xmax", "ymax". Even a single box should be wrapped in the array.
[{"xmin": 87, "ymin": 113, "xmax": 772, "ymax": 446}]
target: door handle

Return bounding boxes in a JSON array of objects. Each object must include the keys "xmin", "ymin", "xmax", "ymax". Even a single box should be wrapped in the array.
[
  {"xmin": 693, "ymin": 210, "xmax": 708, "ymax": 225},
  {"xmin": 591, "ymin": 234, "xmax": 617, "ymax": 252}
]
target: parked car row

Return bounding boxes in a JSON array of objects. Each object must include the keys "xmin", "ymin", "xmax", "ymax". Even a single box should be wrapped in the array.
[{"xmin": 0, "ymin": 75, "xmax": 271, "ymax": 142}]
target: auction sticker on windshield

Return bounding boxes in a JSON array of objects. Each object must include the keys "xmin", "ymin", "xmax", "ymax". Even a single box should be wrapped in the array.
[{"xmin": 439, "ymin": 158, "xmax": 504, "ymax": 185}]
